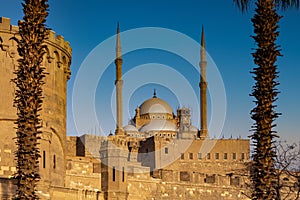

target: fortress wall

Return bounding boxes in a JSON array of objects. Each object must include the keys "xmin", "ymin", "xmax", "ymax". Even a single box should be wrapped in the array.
[
  {"xmin": 66, "ymin": 136, "xmax": 78, "ymax": 157},
  {"xmin": 138, "ymin": 137, "xmax": 250, "ymax": 175},
  {"xmin": 80, "ymin": 135, "xmax": 107, "ymax": 159},
  {"xmin": 156, "ymin": 169, "xmax": 249, "ymax": 188},
  {"xmin": 65, "ymin": 156, "xmax": 101, "ymax": 190},
  {"xmin": 127, "ymin": 176, "xmax": 250, "ymax": 200},
  {"xmin": 50, "ymin": 186, "xmax": 104, "ymax": 200}
]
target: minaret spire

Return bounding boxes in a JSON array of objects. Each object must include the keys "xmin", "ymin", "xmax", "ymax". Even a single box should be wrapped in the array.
[
  {"xmin": 115, "ymin": 23, "xmax": 124, "ymax": 135},
  {"xmin": 200, "ymin": 26, "xmax": 209, "ymax": 138},
  {"xmin": 201, "ymin": 25, "xmax": 206, "ymax": 50},
  {"xmin": 116, "ymin": 22, "xmax": 122, "ymax": 59}
]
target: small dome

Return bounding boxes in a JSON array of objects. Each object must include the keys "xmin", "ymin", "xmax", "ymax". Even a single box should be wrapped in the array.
[
  {"xmin": 139, "ymin": 97, "xmax": 173, "ymax": 115},
  {"xmin": 139, "ymin": 120, "xmax": 177, "ymax": 133},
  {"xmin": 189, "ymin": 125, "xmax": 198, "ymax": 132},
  {"xmin": 123, "ymin": 125, "xmax": 138, "ymax": 132}
]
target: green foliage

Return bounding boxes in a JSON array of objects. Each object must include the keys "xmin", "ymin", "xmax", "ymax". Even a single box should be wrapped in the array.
[{"xmin": 13, "ymin": 0, "xmax": 49, "ymax": 199}]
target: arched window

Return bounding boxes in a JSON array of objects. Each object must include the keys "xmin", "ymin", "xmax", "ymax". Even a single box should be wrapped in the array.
[{"xmin": 54, "ymin": 51, "xmax": 60, "ymax": 68}]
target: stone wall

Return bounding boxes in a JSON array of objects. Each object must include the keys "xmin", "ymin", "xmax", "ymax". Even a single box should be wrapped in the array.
[
  {"xmin": 66, "ymin": 136, "xmax": 78, "ymax": 157},
  {"xmin": 0, "ymin": 178, "xmax": 16, "ymax": 199},
  {"xmin": 65, "ymin": 156, "xmax": 101, "ymax": 190},
  {"xmin": 127, "ymin": 176, "xmax": 250, "ymax": 200},
  {"xmin": 138, "ymin": 137, "xmax": 250, "ymax": 174},
  {"xmin": 50, "ymin": 187, "xmax": 104, "ymax": 200},
  {"xmin": 73, "ymin": 135, "xmax": 107, "ymax": 158}
]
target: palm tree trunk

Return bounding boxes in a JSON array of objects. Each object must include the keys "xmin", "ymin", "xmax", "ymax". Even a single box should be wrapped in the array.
[
  {"xmin": 13, "ymin": 0, "xmax": 49, "ymax": 199},
  {"xmin": 250, "ymin": 0, "xmax": 281, "ymax": 199}
]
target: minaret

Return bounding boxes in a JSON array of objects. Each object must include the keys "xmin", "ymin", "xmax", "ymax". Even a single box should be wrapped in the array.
[
  {"xmin": 115, "ymin": 23, "xmax": 124, "ymax": 135},
  {"xmin": 199, "ymin": 26, "xmax": 209, "ymax": 138}
]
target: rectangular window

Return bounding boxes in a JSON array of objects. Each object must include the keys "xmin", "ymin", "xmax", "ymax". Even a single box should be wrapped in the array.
[
  {"xmin": 230, "ymin": 176, "xmax": 240, "ymax": 186},
  {"xmin": 165, "ymin": 147, "xmax": 168, "ymax": 154},
  {"xmin": 113, "ymin": 166, "xmax": 116, "ymax": 182},
  {"xmin": 205, "ymin": 175, "xmax": 216, "ymax": 184},
  {"xmin": 215, "ymin": 153, "xmax": 219, "ymax": 160},
  {"xmin": 43, "ymin": 151, "xmax": 46, "ymax": 168},
  {"xmin": 180, "ymin": 171, "xmax": 190, "ymax": 181},
  {"xmin": 180, "ymin": 153, "xmax": 184, "ymax": 160},
  {"xmin": 224, "ymin": 153, "xmax": 228, "ymax": 160},
  {"xmin": 189, "ymin": 153, "xmax": 193, "ymax": 160},
  {"xmin": 53, "ymin": 155, "xmax": 56, "ymax": 169},
  {"xmin": 207, "ymin": 153, "xmax": 211, "ymax": 160},
  {"xmin": 198, "ymin": 153, "xmax": 202, "ymax": 160},
  {"xmin": 122, "ymin": 167, "xmax": 125, "ymax": 182},
  {"xmin": 232, "ymin": 153, "xmax": 236, "ymax": 160},
  {"xmin": 241, "ymin": 153, "xmax": 245, "ymax": 160}
]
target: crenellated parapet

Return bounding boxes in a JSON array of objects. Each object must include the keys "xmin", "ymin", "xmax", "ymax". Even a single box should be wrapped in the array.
[
  {"xmin": 0, "ymin": 17, "xmax": 72, "ymax": 80},
  {"xmin": 46, "ymin": 30, "xmax": 72, "ymax": 80}
]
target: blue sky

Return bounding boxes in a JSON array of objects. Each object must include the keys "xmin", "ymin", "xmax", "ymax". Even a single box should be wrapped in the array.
[{"xmin": 1, "ymin": 1, "xmax": 299, "ymax": 142}]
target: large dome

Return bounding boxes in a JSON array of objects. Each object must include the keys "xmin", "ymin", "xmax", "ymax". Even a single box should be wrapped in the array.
[
  {"xmin": 139, "ymin": 96, "xmax": 173, "ymax": 115},
  {"xmin": 139, "ymin": 120, "xmax": 177, "ymax": 133}
]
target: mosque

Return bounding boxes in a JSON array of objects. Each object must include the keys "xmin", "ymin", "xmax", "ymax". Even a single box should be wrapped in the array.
[{"xmin": 0, "ymin": 17, "xmax": 250, "ymax": 199}]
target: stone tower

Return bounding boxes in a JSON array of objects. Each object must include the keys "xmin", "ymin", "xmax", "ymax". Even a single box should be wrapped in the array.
[
  {"xmin": 0, "ymin": 17, "xmax": 72, "ymax": 196},
  {"xmin": 199, "ymin": 26, "xmax": 209, "ymax": 138},
  {"xmin": 115, "ymin": 23, "xmax": 124, "ymax": 136},
  {"xmin": 100, "ymin": 138, "xmax": 128, "ymax": 200}
]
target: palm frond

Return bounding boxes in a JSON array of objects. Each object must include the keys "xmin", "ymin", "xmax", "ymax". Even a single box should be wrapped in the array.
[
  {"xmin": 233, "ymin": 0, "xmax": 252, "ymax": 12},
  {"xmin": 275, "ymin": 0, "xmax": 300, "ymax": 10},
  {"xmin": 9, "ymin": 36, "xmax": 20, "ymax": 43}
]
